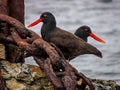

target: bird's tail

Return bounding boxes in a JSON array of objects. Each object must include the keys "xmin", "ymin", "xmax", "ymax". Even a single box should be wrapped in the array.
[
  {"xmin": 92, "ymin": 48, "xmax": 102, "ymax": 58},
  {"xmin": 78, "ymin": 40, "xmax": 103, "ymax": 58},
  {"xmin": 85, "ymin": 43, "xmax": 103, "ymax": 58}
]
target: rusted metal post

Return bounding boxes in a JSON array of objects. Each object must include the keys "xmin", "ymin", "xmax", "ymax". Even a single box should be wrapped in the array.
[
  {"xmin": 8, "ymin": 0, "xmax": 24, "ymax": 24},
  {"xmin": 0, "ymin": 0, "xmax": 25, "ymax": 62},
  {"xmin": 0, "ymin": 0, "xmax": 24, "ymax": 23},
  {"xmin": 0, "ymin": 0, "xmax": 8, "ymax": 35},
  {"xmin": 0, "ymin": 0, "xmax": 8, "ymax": 14}
]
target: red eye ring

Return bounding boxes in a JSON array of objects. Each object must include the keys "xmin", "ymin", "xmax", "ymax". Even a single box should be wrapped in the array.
[
  {"xmin": 43, "ymin": 14, "xmax": 48, "ymax": 17},
  {"xmin": 84, "ymin": 28, "xmax": 88, "ymax": 32}
]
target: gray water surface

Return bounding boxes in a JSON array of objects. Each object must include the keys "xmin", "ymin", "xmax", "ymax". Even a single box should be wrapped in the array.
[{"xmin": 25, "ymin": 0, "xmax": 120, "ymax": 84}]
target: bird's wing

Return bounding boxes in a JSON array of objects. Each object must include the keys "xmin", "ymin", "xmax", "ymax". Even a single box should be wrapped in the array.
[{"xmin": 49, "ymin": 27, "xmax": 83, "ymax": 48}]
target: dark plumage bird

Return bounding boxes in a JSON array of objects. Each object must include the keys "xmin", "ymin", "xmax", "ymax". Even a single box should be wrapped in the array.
[
  {"xmin": 28, "ymin": 12, "xmax": 103, "ymax": 60},
  {"xmin": 74, "ymin": 25, "xmax": 105, "ymax": 43}
]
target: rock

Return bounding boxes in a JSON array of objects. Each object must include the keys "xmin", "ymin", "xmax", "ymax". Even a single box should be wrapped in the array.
[
  {"xmin": 90, "ymin": 79, "xmax": 120, "ymax": 90},
  {"xmin": 0, "ymin": 60, "xmax": 120, "ymax": 90},
  {"xmin": 0, "ymin": 44, "xmax": 6, "ymax": 60},
  {"xmin": 1, "ymin": 60, "xmax": 54, "ymax": 90}
]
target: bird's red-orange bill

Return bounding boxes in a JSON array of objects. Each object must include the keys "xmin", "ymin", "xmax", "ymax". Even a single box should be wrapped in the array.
[
  {"xmin": 27, "ymin": 18, "xmax": 42, "ymax": 28},
  {"xmin": 89, "ymin": 33, "xmax": 105, "ymax": 44}
]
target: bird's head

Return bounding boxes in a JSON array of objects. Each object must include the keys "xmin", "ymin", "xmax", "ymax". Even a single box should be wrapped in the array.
[
  {"xmin": 75, "ymin": 25, "xmax": 105, "ymax": 44},
  {"xmin": 76, "ymin": 25, "xmax": 92, "ymax": 38},
  {"xmin": 27, "ymin": 12, "xmax": 56, "ymax": 28}
]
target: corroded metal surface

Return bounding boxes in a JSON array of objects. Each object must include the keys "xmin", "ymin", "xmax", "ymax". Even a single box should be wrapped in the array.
[{"xmin": 8, "ymin": 0, "xmax": 24, "ymax": 24}]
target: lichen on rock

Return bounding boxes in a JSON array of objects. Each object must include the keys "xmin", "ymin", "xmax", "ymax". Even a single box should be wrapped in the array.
[
  {"xmin": 0, "ymin": 44, "xmax": 6, "ymax": 60},
  {"xmin": 1, "ymin": 60, "xmax": 55, "ymax": 90},
  {"xmin": 1, "ymin": 60, "xmax": 120, "ymax": 90}
]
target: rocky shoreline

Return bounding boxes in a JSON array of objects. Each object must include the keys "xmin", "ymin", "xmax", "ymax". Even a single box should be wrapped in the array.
[{"xmin": 1, "ymin": 60, "xmax": 120, "ymax": 90}]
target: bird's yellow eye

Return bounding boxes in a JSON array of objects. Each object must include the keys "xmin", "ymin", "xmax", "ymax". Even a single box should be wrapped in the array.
[{"xmin": 43, "ymin": 14, "xmax": 48, "ymax": 17}]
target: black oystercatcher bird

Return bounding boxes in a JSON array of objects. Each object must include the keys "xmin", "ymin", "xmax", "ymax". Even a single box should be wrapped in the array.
[
  {"xmin": 27, "ymin": 12, "xmax": 103, "ymax": 60},
  {"xmin": 74, "ymin": 25, "xmax": 105, "ymax": 43}
]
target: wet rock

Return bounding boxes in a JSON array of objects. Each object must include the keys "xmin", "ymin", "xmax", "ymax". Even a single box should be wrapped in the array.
[{"xmin": 1, "ymin": 60, "xmax": 120, "ymax": 90}]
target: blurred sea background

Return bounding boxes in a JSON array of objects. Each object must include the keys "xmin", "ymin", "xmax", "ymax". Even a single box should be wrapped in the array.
[{"xmin": 25, "ymin": 0, "xmax": 120, "ymax": 84}]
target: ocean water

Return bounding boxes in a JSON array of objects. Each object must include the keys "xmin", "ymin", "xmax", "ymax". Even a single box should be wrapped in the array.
[{"xmin": 25, "ymin": 0, "xmax": 120, "ymax": 84}]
